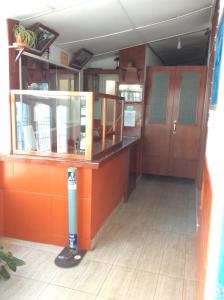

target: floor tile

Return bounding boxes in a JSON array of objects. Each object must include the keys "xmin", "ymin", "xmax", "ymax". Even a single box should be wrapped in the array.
[
  {"xmin": 95, "ymin": 297, "xmax": 115, "ymax": 300},
  {"xmin": 0, "ymin": 275, "xmax": 47, "ymax": 300},
  {"xmin": 85, "ymin": 239, "xmax": 124, "ymax": 264},
  {"xmin": 122, "ymin": 270, "xmax": 158, "ymax": 300},
  {"xmin": 183, "ymin": 280, "xmax": 197, "ymax": 300},
  {"xmin": 154, "ymin": 275, "xmax": 184, "ymax": 300},
  {"xmin": 160, "ymin": 248, "xmax": 185, "ymax": 278},
  {"xmin": 15, "ymin": 248, "xmax": 59, "ymax": 282},
  {"xmin": 99, "ymin": 266, "xmax": 136, "ymax": 299},
  {"xmin": 52, "ymin": 260, "xmax": 111, "ymax": 294},
  {"xmin": 137, "ymin": 245, "xmax": 164, "ymax": 274},
  {"xmin": 37, "ymin": 284, "xmax": 95, "ymax": 300},
  {"xmin": 114, "ymin": 243, "xmax": 143, "ymax": 268},
  {"xmin": 185, "ymin": 252, "xmax": 197, "ymax": 281}
]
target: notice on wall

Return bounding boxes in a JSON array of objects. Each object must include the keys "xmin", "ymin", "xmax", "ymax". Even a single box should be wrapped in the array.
[{"xmin": 124, "ymin": 110, "xmax": 136, "ymax": 127}]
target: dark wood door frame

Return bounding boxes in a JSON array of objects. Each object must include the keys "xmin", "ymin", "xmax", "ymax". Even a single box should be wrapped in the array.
[{"xmin": 143, "ymin": 66, "xmax": 207, "ymax": 179}]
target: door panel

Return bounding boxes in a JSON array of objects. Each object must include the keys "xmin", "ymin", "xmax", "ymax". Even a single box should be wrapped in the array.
[
  {"xmin": 143, "ymin": 66, "xmax": 206, "ymax": 179},
  {"xmin": 143, "ymin": 67, "xmax": 175, "ymax": 175},
  {"xmin": 169, "ymin": 67, "xmax": 206, "ymax": 178}
]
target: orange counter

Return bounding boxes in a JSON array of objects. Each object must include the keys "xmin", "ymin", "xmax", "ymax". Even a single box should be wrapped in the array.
[{"xmin": 0, "ymin": 137, "xmax": 141, "ymax": 250}]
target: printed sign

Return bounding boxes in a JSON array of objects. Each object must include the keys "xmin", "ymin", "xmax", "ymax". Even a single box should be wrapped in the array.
[
  {"xmin": 68, "ymin": 171, "xmax": 77, "ymax": 190},
  {"xmin": 124, "ymin": 110, "xmax": 136, "ymax": 127}
]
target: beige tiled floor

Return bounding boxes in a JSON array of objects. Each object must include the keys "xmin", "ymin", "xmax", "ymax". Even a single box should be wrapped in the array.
[{"xmin": 0, "ymin": 175, "xmax": 197, "ymax": 300}]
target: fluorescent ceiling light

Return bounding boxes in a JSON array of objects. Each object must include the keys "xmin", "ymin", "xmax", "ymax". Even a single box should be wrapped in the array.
[{"xmin": 177, "ymin": 37, "xmax": 181, "ymax": 50}]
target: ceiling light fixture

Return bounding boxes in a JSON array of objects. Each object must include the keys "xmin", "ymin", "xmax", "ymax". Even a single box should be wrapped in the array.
[{"xmin": 177, "ymin": 37, "xmax": 181, "ymax": 50}]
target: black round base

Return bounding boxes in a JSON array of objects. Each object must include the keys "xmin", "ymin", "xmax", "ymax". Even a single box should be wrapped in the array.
[{"xmin": 54, "ymin": 247, "xmax": 86, "ymax": 268}]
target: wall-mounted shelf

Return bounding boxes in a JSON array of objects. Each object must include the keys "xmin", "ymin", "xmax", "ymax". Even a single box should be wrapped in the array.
[{"xmin": 8, "ymin": 45, "xmax": 26, "ymax": 62}]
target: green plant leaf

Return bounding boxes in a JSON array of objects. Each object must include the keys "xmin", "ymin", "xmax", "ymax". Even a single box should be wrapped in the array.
[
  {"xmin": 11, "ymin": 257, "xmax": 25, "ymax": 267},
  {"xmin": 0, "ymin": 265, "xmax": 10, "ymax": 280},
  {"xmin": 0, "ymin": 251, "xmax": 25, "ymax": 267},
  {"xmin": 13, "ymin": 24, "xmax": 37, "ymax": 47},
  {"xmin": 7, "ymin": 261, "xmax": 17, "ymax": 272}
]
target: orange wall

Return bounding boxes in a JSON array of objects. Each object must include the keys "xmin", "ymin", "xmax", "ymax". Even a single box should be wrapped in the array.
[
  {"xmin": 0, "ymin": 146, "xmax": 131, "ymax": 249},
  {"xmin": 197, "ymin": 160, "xmax": 213, "ymax": 300},
  {"xmin": 91, "ymin": 149, "xmax": 129, "ymax": 238},
  {"xmin": 0, "ymin": 190, "xmax": 3, "ymax": 236},
  {"xmin": 0, "ymin": 164, "xmax": 4, "ymax": 236},
  {"xmin": 1, "ymin": 160, "xmax": 69, "ymax": 245}
]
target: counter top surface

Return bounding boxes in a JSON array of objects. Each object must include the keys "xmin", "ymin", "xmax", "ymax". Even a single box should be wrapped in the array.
[{"xmin": 0, "ymin": 137, "xmax": 140, "ymax": 169}]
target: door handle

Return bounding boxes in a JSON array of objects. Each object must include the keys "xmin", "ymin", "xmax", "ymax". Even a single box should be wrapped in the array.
[{"xmin": 173, "ymin": 120, "xmax": 177, "ymax": 134}]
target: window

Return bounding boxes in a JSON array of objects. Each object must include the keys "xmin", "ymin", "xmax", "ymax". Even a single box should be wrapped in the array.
[
  {"xmin": 56, "ymin": 105, "xmax": 68, "ymax": 153},
  {"xmin": 34, "ymin": 103, "xmax": 51, "ymax": 151},
  {"xmin": 16, "ymin": 102, "xmax": 30, "ymax": 150}
]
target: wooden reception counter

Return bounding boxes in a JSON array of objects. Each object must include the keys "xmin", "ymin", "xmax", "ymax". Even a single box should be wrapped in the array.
[{"xmin": 0, "ymin": 137, "xmax": 141, "ymax": 250}]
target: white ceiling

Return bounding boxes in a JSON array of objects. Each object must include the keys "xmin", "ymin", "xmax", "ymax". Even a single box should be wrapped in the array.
[{"xmin": 4, "ymin": 0, "xmax": 215, "ymax": 63}]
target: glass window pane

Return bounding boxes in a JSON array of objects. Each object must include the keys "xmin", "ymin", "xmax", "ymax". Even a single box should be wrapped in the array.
[
  {"xmin": 106, "ymin": 80, "xmax": 116, "ymax": 95},
  {"xmin": 16, "ymin": 102, "xmax": 30, "ymax": 150},
  {"xmin": 178, "ymin": 72, "xmax": 200, "ymax": 124},
  {"xmin": 34, "ymin": 104, "xmax": 51, "ymax": 151},
  {"xmin": 14, "ymin": 94, "xmax": 86, "ymax": 156},
  {"xmin": 149, "ymin": 72, "xmax": 170, "ymax": 124},
  {"xmin": 115, "ymin": 100, "xmax": 122, "ymax": 143},
  {"xmin": 105, "ymin": 99, "xmax": 114, "ymax": 149},
  {"xmin": 56, "ymin": 105, "xmax": 68, "ymax": 153},
  {"xmin": 93, "ymin": 98, "xmax": 103, "ymax": 155},
  {"xmin": 119, "ymin": 84, "xmax": 143, "ymax": 102}
]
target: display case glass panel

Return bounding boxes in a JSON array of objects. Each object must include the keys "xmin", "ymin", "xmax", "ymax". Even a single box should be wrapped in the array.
[
  {"xmin": 11, "ymin": 90, "xmax": 124, "ymax": 160},
  {"xmin": 119, "ymin": 84, "xmax": 143, "ymax": 102}
]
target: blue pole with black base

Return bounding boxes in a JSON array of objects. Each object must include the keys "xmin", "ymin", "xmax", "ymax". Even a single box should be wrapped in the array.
[{"xmin": 55, "ymin": 167, "xmax": 86, "ymax": 268}]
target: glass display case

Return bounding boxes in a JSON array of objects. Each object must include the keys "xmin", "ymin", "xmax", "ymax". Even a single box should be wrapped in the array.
[
  {"xmin": 11, "ymin": 90, "xmax": 124, "ymax": 160},
  {"xmin": 119, "ymin": 84, "xmax": 143, "ymax": 102},
  {"xmin": 21, "ymin": 55, "xmax": 79, "ymax": 91}
]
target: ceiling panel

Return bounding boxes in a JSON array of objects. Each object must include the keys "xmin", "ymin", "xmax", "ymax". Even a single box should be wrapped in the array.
[
  {"xmin": 138, "ymin": 9, "xmax": 211, "ymax": 43},
  {"xmin": 150, "ymin": 31, "xmax": 209, "ymax": 65},
  {"xmin": 120, "ymin": 0, "xmax": 213, "ymax": 27},
  {"xmin": 60, "ymin": 30, "xmax": 143, "ymax": 55},
  {"xmin": 7, "ymin": 0, "xmax": 214, "ymax": 58},
  {"xmin": 23, "ymin": 0, "xmax": 132, "ymax": 42}
]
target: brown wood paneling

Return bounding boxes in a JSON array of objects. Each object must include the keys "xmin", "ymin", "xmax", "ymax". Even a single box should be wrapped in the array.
[
  {"xmin": 7, "ymin": 19, "xmax": 20, "ymax": 89},
  {"xmin": 119, "ymin": 45, "xmax": 145, "ymax": 84}
]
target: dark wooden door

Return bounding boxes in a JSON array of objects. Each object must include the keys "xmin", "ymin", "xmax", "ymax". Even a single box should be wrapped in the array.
[{"xmin": 143, "ymin": 66, "xmax": 206, "ymax": 179}]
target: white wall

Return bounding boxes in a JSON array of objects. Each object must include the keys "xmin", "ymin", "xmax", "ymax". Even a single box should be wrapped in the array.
[
  {"xmin": 0, "ymin": 18, "xmax": 10, "ymax": 154},
  {"xmin": 204, "ymin": 14, "xmax": 224, "ymax": 300},
  {"xmin": 49, "ymin": 44, "xmax": 73, "ymax": 66},
  {"xmin": 86, "ymin": 53, "xmax": 118, "ymax": 69},
  {"xmin": 145, "ymin": 45, "xmax": 163, "ymax": 66},
  {"xmin": 87, "ymin": 45, "xmax": 163, "ymax": 71}
]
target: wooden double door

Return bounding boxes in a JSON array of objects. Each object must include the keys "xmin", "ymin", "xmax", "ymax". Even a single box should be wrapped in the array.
[{"xmin": 143, "ymin": 66, "xmax": 206, "ymax": 179}]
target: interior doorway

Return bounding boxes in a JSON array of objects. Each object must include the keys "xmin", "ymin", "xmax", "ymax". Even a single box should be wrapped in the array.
[{"xmin": 143, "ymin": 66, "xmax": 206, "ymax": 179}]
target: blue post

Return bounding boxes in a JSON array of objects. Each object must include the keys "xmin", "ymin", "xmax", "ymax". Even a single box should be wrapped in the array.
[
  {"xmin": 68, "ymin": 167, "xmax": 78, "ymax": 251},
  {"xmin": 55, "ymin": 167, "xmax": 86, "ymax": 267}
]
